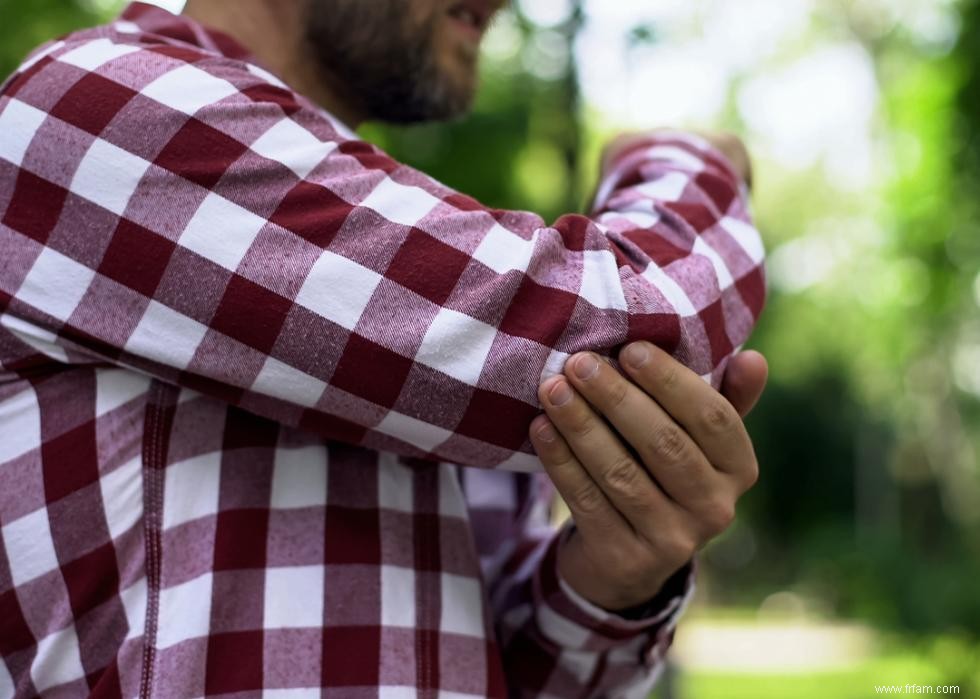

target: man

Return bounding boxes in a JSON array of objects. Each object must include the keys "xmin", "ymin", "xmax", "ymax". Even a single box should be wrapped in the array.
[{"xmin": 0, "ymin": 0, "xmax": 766, "ymax": 697}]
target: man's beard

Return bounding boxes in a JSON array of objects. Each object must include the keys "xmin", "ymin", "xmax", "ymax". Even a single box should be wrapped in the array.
[{"xmin": 305, "ymin": 0, "xmax": 476, "ymax": 124}]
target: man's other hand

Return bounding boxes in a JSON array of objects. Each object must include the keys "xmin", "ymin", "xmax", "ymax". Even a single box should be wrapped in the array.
[{"xmin": 530, "ymin": 346, "xmax": 768, "ymax": 612}]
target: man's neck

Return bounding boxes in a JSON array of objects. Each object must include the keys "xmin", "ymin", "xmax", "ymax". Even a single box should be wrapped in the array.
[{"xmin": 181, "ymin": 0, "xmax": 366, "ymax": 128}]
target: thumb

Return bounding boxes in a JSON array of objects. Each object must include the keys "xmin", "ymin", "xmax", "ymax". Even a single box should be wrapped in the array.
[{"xmin": 721, "ymin": 351, "xmax": 769, "ymax": 418}]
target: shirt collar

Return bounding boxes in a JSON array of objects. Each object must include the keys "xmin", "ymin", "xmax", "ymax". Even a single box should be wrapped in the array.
[
  {"xmin": 120, "ymin": 2, "xmax": 256, "ymax": 62},
  {"xmin": 117, "ymin": 2, "xmax": 360, "ymax": 139}
]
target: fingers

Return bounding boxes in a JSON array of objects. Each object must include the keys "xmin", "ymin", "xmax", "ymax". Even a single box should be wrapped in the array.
[
  {"xmin": 615, "ymin": 343, "xmax": 758, "ymax": 491},
  {"xmin": 560, "ymin": 353, "xmax": 725, "ymax": 511},
  {"xmin": 535, "ymin": 376, "xmax": 690, "ymax": 543},
  {"xmin": 528, "ymin": 415, "xmax": 632, "ymax": 541},
  {"xmin": 721, "ymin": 351, "xmax": 769, "ymax": 417}
]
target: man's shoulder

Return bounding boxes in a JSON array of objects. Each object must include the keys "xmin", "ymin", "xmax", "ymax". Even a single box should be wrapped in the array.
[{"xmin": 1, "ymin": 19, "xmax": 315, "ymax": 134}]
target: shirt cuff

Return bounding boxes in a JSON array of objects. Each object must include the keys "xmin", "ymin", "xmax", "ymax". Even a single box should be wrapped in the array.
[
  {"xmin": 593, "ymin": 130, "xmax": 749, "ymax": 212},
  {"xmin": 531, "ymin": 527, "xmax": 696, "ymax": 657}
]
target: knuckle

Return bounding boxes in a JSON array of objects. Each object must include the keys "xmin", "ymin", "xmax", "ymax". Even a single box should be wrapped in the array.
[
  {"xmin": 566, "ymin": 411, "xmax": 596, "ymax": 439},
  {"xmin": 604, "ymin": 378, "xmax": 630, "ymax": 411},
  {"xmin": 647, "ymin": 424, "xmax": 688, "ymax": 462},
  {"xmin": 700, "ymin": 399, "xmax": 737, "ymax": 435},
  {"xmin": 568, "ymin": 482, "xmax": 605, "ymax": 516},
  {"xmin": 602, "ymin": 455, "xmax": 642, "ymax": 494},
  {"xmin": 544, "ymin": 447, "xmax": 577, "ymax": 471},
  {"xmin": 740, "ymin": 455, "xmax": 760, "ymax": 490},
  {"xmin": 655, "ymin": 534, "xmax": 697, "ymax": 567},
  {"xmin": 702, "ymin": 499, "xmax": 736, "ymax": 534},
  {"xmin": 659, "ymin": 364, "xmax": 680, "ymax": 392}
]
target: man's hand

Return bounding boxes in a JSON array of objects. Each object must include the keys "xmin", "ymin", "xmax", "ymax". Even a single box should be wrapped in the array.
[{"xmin": 529, "ymin": 345, "xmax": 768, "ymax": 611}]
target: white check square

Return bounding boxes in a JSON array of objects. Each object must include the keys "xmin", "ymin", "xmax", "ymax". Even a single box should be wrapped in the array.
[
  {"xmin": 536, "ymin": 604, "xmax": 592, "ymax": 650},
  {"xmin": 16, "ymin": 247, "xmax": 95, "ymax": 325},
  {"xmin": 251, "ymin": 118, "xmax": 337, "ymax": 180},
  {"xmin": 120, "ymin": 579, "xmax": 147, "ymax": 641},
  {"xmin": 157, "ymin": 573, "xmax": 213, "ymax": 649},
  {"xmin": 0, "ymin": 654, "xmax": 12, "ymax": 697},
  {"xmin": 30, "ymin": 625, "xmax": 86, "ymax": 692},
  {"xmin": 380, "ymin": 565, "xmax": 416, "ymax": 628},
  {"xmin": 437, "ymin": 465, "xmax": 467, "ymax": 519},
  {"xmin": 58, "ymin": 39, "xmax": 138, "ymax": 71},
  {"xmin": 141, "ymin": 64, "xmax": 239, "ymax": 116},
  {"xmin": 95, "ymin": 368, "xmax": 152, "ymax": 418},
  {"xmin": 100, "ymin": 456, "xmax": 143, "ymax": 540},
  {"xmin": 646, "ymin": 145, "xmax": 705, "ymax": 172},
  {"xmin": 2, "ymin": 508, "xmax": 61, "ymax": 586},
  {"xmin": 270, "ymin": 445, "xmax": 329, "ymax": 509},
  {"xmin": 264, "ymin": 566, "xmax": 325, "ymax": 629},
  {"xmin": 252, "ymin": 357, "xmax": 327, "ymax": 409},
  {"xmin": 377, "ymin": 689, "xmax": 417, "ymax": 699},
  {"xmin": 0, "ymin": 99, "xmax": 48, "ymax": 167},
  {"xmin": 295, "ymin": 251, "xmax": 382, "ymax": 330},
  {"xmin": 472, "ymin": 223, "xmax": 536, "ymax": 275},
  {"xmin": 71, "ymin": 137, "xmax": 151, "ymax": 216},
  {"xmin": 375, "ymin": 410, "xmax": 453, "ymax": 455},
  {"xmin": 124, "ymin": 301, "xmax": 209, "ymax": 370},
  {"xmin": 0, "ymin": 314, "xmax": 68, "ymax": 364},
  {"xmin": 636, "ymin": 172, "xmax": 690, "ymax": 202},
  {"xmin": 377, "ymin": 453, "xmax": 414, "ymax": 514},
  {"xmin": 162, "ymin": 451, "xmax": 221, "ymax": 530},
  {"xmin": 580, "ymin": 249, "xmax": 628, "ymax": 311},
  {"xmin": 245, "ymin": 64, "xmax": 287, "ymax": 88},
  {"xmin": 19, "ymin": 41, "xmax": 64, "ymax": 72},
  {"xmin": 359, "ymin": 177, "xmax": 441, "ymax": 228},
  {"xmin": 415, "ymin": 307, "xmax": 497, "ymax": 386},
  {"xmin": 179, "ymin": 193, "xmax": 268, "ymax": 272},
  {"xmin": 439, "ymin": 573, "xmax": 485, "ymax": 638},
  {"xmin": 721, "ymin": 216, "xmax": 765, "ymax": 264},
  {"xmin": 0, "ymin": 386, "xmax": 41, "ymax": 465},
  {"xmin": 693, "ymin": 237, "xmax": 734, "ymax": 289},
  {"xmin": 641, "ymin": 264, "xmax": 697, "ymax": 318}
]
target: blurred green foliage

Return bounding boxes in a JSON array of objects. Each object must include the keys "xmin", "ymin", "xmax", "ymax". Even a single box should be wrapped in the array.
[
  {"xmin": 1, "ymin": 0, "xmax": 978, "ymax": 675},
  {"xmin": 0, "ymin": 0, "xmax": 110, "ymax": 78}
]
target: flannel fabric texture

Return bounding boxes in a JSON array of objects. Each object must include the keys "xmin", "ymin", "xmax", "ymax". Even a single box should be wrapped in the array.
[{"xmin": 0, "ymin": 3, "xmax": 765, "ymax": 697}]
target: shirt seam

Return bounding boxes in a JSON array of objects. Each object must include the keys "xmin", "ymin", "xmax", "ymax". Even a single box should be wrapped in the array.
[{"xmin": 138, "ymin": 380, "xmax": 175, "ymax": 699}]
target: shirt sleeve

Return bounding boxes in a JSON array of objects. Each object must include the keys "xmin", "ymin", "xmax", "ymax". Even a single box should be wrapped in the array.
[
  {"xmin": 0, "ymin": 36, "xmax": 766, "ymax": 470},
  {"xmin": 462, "ymin": 469, "xmax": 694, "ymax": 698}
]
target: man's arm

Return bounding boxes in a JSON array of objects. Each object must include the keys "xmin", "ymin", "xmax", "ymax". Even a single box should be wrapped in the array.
[
  {"xmin": 470, "ymin": 351, "xmax": 766, "ymax": 697},
  {"xmin": 0, "ymin": 37, "xmax": 764, "ymax": 469}
]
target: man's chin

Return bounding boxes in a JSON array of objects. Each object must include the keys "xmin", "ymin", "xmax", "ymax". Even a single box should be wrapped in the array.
[{"xmin": 383, "ymin": 73, "xmax": 476, "ymax": 124}]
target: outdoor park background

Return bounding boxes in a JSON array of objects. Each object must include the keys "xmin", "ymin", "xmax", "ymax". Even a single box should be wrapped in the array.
[{"xmin": 2, "ymin": 0, "xmax": 979, "ymax": 697}]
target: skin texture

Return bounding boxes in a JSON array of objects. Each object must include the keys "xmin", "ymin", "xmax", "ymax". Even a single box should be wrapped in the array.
[
  {"xmin": 182, "ymin": 0, "xmax": 765, "ymax": 612},
  {"xmin": 183, "ymin": 0, "xmax": 504, "ymax": 126},
  {"xmin": 304, "ymin": 0, "xmax": 489, "ymax": 123},
  {"xmin": 530, "ymin": 347, "xmax": 768, "ymax": 611}
]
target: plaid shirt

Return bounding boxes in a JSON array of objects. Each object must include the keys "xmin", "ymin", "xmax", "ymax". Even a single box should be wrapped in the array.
[{"xmin": 0, "ymin": 4, "xmax": 765, "ymax": 698}]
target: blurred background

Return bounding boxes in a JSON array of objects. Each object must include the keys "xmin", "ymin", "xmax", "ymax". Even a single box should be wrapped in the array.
[{"xmin": 2, "ymin": 0, "xmax": 979, "ymax": 696}]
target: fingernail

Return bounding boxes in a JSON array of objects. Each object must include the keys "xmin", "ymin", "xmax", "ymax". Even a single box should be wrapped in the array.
[
  {"xmin": 548, "ymin": 379, "xmax": 573, "ymax": 407},
  {"xmin": 624, "ymin": 343, "xmax": 650, "ymax": 369},
  {"xmin": 572, "ymin": 353, "xmax": 600, "ymax": 381},
  {"xmin": 535, "ymin": 422, "xmax": 557, "ymax": 443}
]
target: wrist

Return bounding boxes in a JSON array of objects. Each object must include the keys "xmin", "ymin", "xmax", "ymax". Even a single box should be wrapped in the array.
[{"xmin": 556, "ymin": 529, "xmax": 674, "ymax": 612}]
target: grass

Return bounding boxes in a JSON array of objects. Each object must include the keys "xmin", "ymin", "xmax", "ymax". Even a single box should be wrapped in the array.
[{"xmin": 650, "ymin": 618, "xmax": 980, "ymax": 699}]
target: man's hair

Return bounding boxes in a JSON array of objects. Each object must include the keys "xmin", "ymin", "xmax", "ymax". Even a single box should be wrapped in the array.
[{"xmin": 305, "ymin": 0, "xmax": 475, "ymax": 124}]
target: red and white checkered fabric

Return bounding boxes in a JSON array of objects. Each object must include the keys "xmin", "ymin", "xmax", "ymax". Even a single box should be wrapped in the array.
[{"xmin": 0, "ymin": 3, "xmax": 765, "ymax": 697}]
